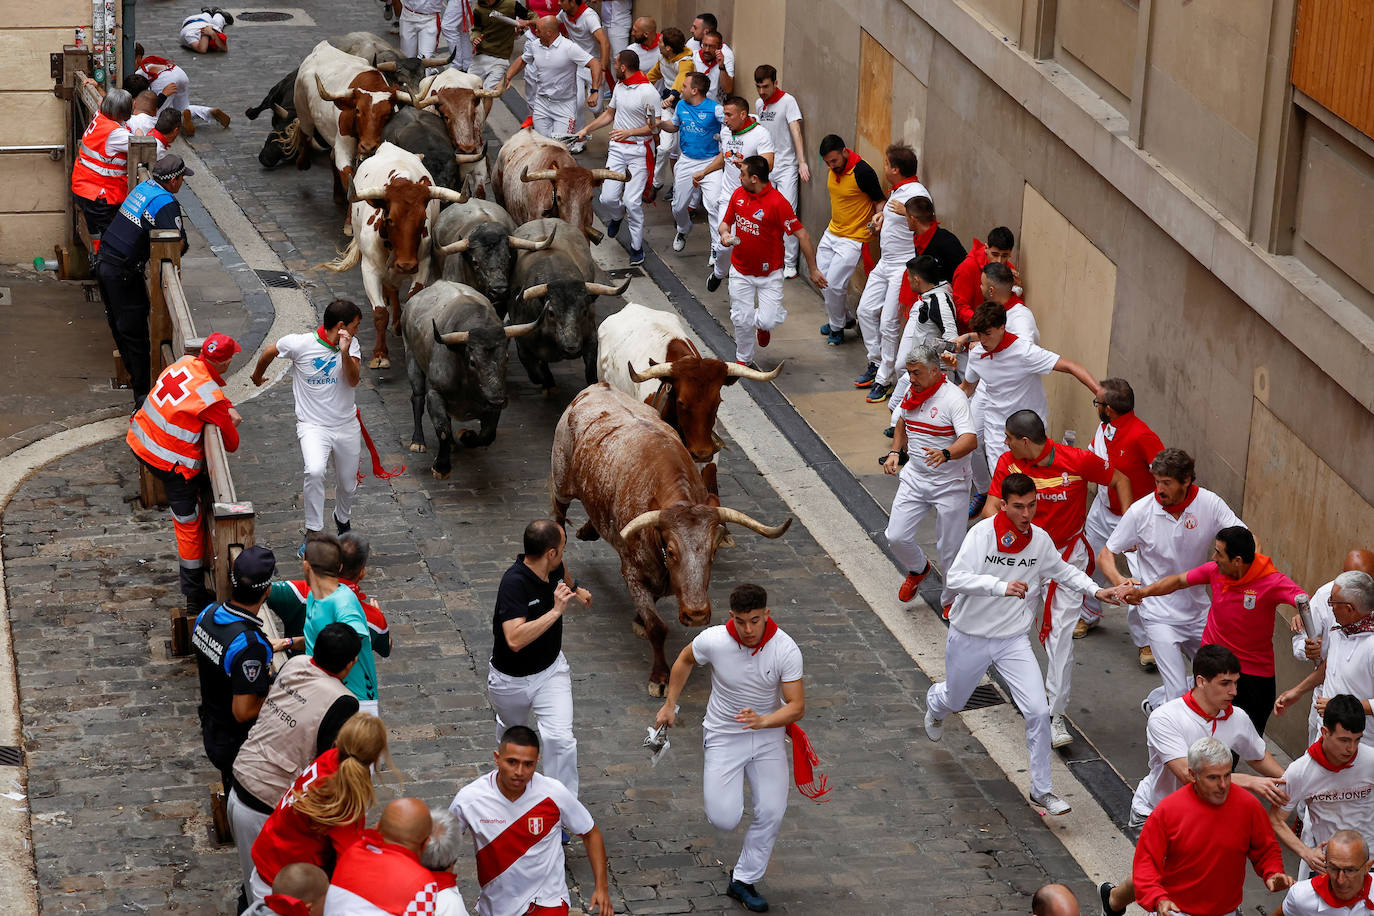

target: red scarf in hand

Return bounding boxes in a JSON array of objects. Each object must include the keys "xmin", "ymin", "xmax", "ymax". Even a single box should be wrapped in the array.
[
  {"xmin": 1309, "ymin": 738, "xmax": 1357, "ymax": 773},
  {"xmin": 621, "ymin": 70, "xmax": 650, "ymax": 86},
  {"xmin": 913, "ymin": 219, "xmax": 938, "ymax": 255},
  {"xmin": 992, "ymin": 511, "xmax": 1032, "ymax": 554},
  {"xmin": 899, "ymin": 376, "xmax": 944, "ymax": 411},
  {"xmin": 1182, "ymin": 689, "xmax": 1233, "ymax": 734},
  {"xmin": 977, "ymin": 331, "xmax": 1018, "ymax": 358},
  {"xmin": 1312, "ymin": 874, "xmax": 1374, "ymax": 909},
  {"xmin": 1156, "ymin": 483, "xmax": 1199, "ymax": 517},
  {"xmin": 760, "ymin": 87, "xmax": 785, "ymax": 107},
  {"xmin": 725, "ymin": 619, "xmax": 831, "ymax": 802},
  {"xmin": 264, "ymin": 895, "xmax": 313, "ymax": 916},
  {"xmin": 356, "ymin": 408, "xmax": 406, "ymax": 480}
]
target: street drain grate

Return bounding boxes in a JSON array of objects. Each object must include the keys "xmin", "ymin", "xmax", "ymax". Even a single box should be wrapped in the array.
[
  {"xmin": 962, "ymin": 684, "xmax": 1006, "ymax": 711},
  {"xmin": 255, "ymin": 269, "xmax": 300, "ymax": 289},
  {"xmin": 238, "ymin": 10, "xmax": 294, "ymax": 21},
  {"xmin": 0, "ymin": 746, "xmax": 25, "ymax": 767}
]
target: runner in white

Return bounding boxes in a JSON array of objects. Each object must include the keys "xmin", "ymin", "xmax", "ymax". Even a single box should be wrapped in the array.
[
  {"xmin": 440, "ymin": 0, "xmax": 475, "ymax": 72},
  {"xmin": 1276, "ymin": 831, "xmax": 1374, "ymax": 916},
  {"xmin": 752, "ymin": 65, "xmax": 808, "ymax": 279},
  {"xmin": 599, "ymin": 0, "xmax": 633, "ymax": 53},
  {"xmin": 626, "ymin": 17, "xmax": 661, "ymax": 84},
  {"xmin": 653, "ymin": 72, "xmax": 722, "ymax": 255},
  {"xmin": 449, "ymin": 726, "xmax": 612, "ymax": 916},
  {"xmin": 179, "ymin": 10, "xmax": 230, "ymax": 53},
  {"xmin": 132, "ymin": 45, "xmax": 230, "ymax": 137},
  {"xmin": 884, "ymin": 256, "xmax": 958, "ymax": 417},
  {"xmin": 701, "ymin": 95, "xmax": 774, "ymax": 285},
  {"xmin": 555, "ymin": 0, "xmax": 610, "ymax": 137},
  {"xmin": 399, "ymin": 0, "xmax": 446, "ymax": 59},
  {"xmin": 574, "ymin": 49, "xmax": 661, "ymax": 265},
  {"xmin": 685, "ymin": 13, "xmax": 734, "ymax": 96},
  {"xmin": 502, "ymin": 17, "xmax": 602, "ymax": 141},
  {"xmin": 925, "ymin": 473, "xmax": 1126, "ymax": 815},
  {"xmin": 1284, "ymin": 551, "xmax": 1374, "ymax": 744},
  {"xmin": 882, "ymin": 344, "xmax": 977, "ymax": 613},
  {"xmin": 249, "ymin": 300, "xmax": 363, "ymax": 555},
  {"xmin": 656, "ymin": 583, "xmax": 827, "ymax": 914},
  {"xmin": 1098, "ymin": 448, "xmax": 1245, "ymax": 712},
  {"xmin": 645, "ymin": 28, "xmax": 693, "ymax": 197}
]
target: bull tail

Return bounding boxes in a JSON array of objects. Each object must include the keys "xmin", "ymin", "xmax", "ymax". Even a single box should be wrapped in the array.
[
  {"xmin": 278, "ymin": 119, "xmax": 304, "ymax": 158},
  {"xmin": 319, "ymin": 239, "xmax": 360, "ymax": 273}
]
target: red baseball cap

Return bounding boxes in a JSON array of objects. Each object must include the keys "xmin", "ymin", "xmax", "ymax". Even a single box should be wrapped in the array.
[{"xmin": 201, "ymin": 332, "xmax": 241, "ymax": 362}]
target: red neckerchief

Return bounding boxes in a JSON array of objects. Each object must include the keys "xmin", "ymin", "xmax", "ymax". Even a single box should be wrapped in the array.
[
  {"xmin": 1219, "ymin": 553, "xmax": 1278, "ymax": 594},
  {"xmin": 913, "ymin": 219, "xmax": 938, "ymax": 254},
  {"xmin": 977, "ymin": 331, "xmax": 1018, "ymax": 358},
  {"xmin": 833, "ymin": 149, "xmax": 861, "ymax": 177},
  {"xmin": 356, "ymin": 408, "xmax": 406, "ymax": 480},
  {"xmin": 1182, "ymin": 689, "xmax": 1233, "ymax": 734},
  {"xmin": 264, "ymin": 895, "xmax": 312, "ymax": 916},
  {"xmin": 339, "ymin": 577, "xmax": 370, "ymax": 606},
  {"xmin": 1157, "ymin": 483, "xmax": 1199, "ymax": 517},
  {"xmin": 731, "ymin": 116, "xmax": 758, "ymax": 135},
  {"xmin": 992, "ymin": 511, "xmax": 1032, "ymax": 554},
  {"xmin": 638, "ymin": 32, "xmax": 660, "ymax": 50},
  {"xmin": 724, "ymin": 618, "xmax": 831, "ymax": 802},
  {"xmin": 565, "ymin": 1, "xmax": 589, "ymax": 21},
  {"xmin": 315, "ymin": 326, "xmax": 340, "ymax": 351},
  {"xmin": 431, "ymin": 871, "xmax": 458, "ymax": 891},
  {"xmin": 139, "ymin": 55, "xmax": 176, "ymax": 76},
  {"xmin": 760, "ymin": 87, "xmax": 785, "ymax": 107},
  {"xmin": 1336, "ymin": 614, "xmax": 1374, "ymax": 637},
  {"xmin": 696, "ymin": 50, "xmax": 718, "ymax": 73},
  {"xmin": 1309, "ymin": 738, "xmax": 1357, "ymax": 773},
  {"xmin": 150, "ymin": 128, "xmax": 172, "ymax": 147},
  {"xmin": 1313, "ymin": 874, "xmax": 1374, "ymax": 909},
  {"xmin": 899, "ymin": 375, "xmax": 944, "ymax": 411},
  {"xmin": 1005, "ymin": 292, "xmax": 1025, "ymax": 310},
  {"xmin": 891, "ymin": 175, "xmax": 921, "ymax": 191},
  {"xmin": 621, "ymin": 70, "xmax": 650, "ymax": 86}
]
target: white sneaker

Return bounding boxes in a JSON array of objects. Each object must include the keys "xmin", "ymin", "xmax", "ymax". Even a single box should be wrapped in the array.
[
  {"xmin": 673, "ymin": 232, "xmax": 687, "ymax": 252},
  {"xmin": 707, "ymin": 251, "xmax": 717, "ymax": 269},
  {"xmin": 1050, "ymin": 716, "xmax": 1072, "ymax": 748},
  {"xmin": 923, "ymin": 708, "xmax": 943, "ymax": 742},
  {"xmin": 783, "ymin": 264, "xmax": 798, "ymax": 279},
  {"xmin": 1140, "ymin": 697, "xmax": 1156, "ymax": 717},
  {"xmin": 1029, "ymin": 790, "xmax": 1072, "ymax": 815}
]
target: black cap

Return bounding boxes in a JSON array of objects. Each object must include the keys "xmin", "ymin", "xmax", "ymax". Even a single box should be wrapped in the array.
[
  {"xmin": 230, "ymin": 545, "xmax": 276, "ymax": 592},
  {"xmin": 152, "ymin": 154, "xmax": 195, "ymax": 180}
]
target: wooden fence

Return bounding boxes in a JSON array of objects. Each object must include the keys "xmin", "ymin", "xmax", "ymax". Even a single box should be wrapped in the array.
[{"xmin": 1292, "ymin": 0, "xmax": 1374, "ymax": 140}]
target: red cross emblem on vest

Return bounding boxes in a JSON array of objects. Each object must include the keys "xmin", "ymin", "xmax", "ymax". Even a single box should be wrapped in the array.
[{"xmin": 153, "ymin": 368, "xmax": 193, "ymax": 405}]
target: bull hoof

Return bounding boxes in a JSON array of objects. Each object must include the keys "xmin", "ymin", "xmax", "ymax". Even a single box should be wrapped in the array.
[
  {"xmin": 647, "ymin": 681, "xmax": 667, "ymax": 698},
  {"xmin": 575, "ymin": 521, "xmax": 599, "ymax": 541},
  {"xmin": 369, "ymin": 357, "xmax": 390, "ymax": 369},
  {"xmin": 409, "ymin": 441, "xmax": 427, "ymax": 453},
  {"xmin": 343, "ymin": 223, "xmax": 354, "ymax": 238},
  {"xmin": 431, "ymin": 467, "xmax": 451, "ymax": 480},
  {"xmin": 631, "ymin": 618, "xmax": 647, "ymax": 640},
  {"xmin": 458, "ymin": 430, "xmax": 482, "ymax": 448}
]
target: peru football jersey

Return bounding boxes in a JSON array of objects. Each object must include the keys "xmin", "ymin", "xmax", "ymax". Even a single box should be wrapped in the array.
[
  {"xmin": 990, "ymin": 442, "xmax": 1113, "ymax": 550},
  {"xmin": 449, "ymin": 771, "xmax": 594, "ymax": 916}
]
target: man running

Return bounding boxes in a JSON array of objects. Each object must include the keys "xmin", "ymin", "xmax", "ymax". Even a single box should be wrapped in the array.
[
  {"xmin": 653, "ymin": 72, "xmax": 722, "ymax": 255},
  {"xmin": 702, "ymin": 95, "xmax": 774, "ymax": 290},
  {"xmin": 502, "ymin": 16, "xmax": 603, "ymax": 143},
  {"xmin": 752, "ymin": 65, "xmax": 808, "ymax": 279}
]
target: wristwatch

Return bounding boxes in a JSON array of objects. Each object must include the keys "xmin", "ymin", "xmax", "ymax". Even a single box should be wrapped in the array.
[{"xmin": 941, "ymin": 448, "xmax": 951, "ymax": 461}]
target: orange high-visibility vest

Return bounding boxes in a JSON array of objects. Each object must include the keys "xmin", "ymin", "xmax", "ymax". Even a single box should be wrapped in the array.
[
  {"xmin": 126, "ymin": 356, "xmax": 230, "ymax": 479},
  {"xmin": 72, "ymin": 113, "xmax": 130, "ymax": 204}
]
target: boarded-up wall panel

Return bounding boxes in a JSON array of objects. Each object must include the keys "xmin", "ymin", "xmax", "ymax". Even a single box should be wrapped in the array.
[
  {"xmin": 0, "ymin": 94, "xmax": 66, "ymax": 145},
  {"xmin": 1294, "ymin": 118, "xmax": 1374, "ymax": 297},
  {"xmin": 0, "ymin": 30, "xmax": 76, "ymax": 91},
  {"xmin": 856, "ymin": 30, "xmax": 892, "ymax": 173},
  {"xmin": 0, "ymin": 213, "xmax": 70, "ymax": 262},
  {"xmin": 1293, "ymin": 0, "xmax": 1374, "ymax": 139}
]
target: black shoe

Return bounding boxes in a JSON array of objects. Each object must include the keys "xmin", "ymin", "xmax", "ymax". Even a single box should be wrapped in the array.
[
  {"xmin": 727, "ymin": 880, "xmax": 769, "ymax": 912},
  {"xmin": 1099, "ymin": 883, "xmax": 1126, "ymax": 916},
  {"xmin": 215, "ymin": 7, "xmax": 234, "ymax": 24},
  {"xmin": 706, "ymin": 270, "xmax": 722, "ymax": 293},
  {"xmin": 606, "ymin": 217, "xmax": 622, "ymax": 239},
  {"xmin": 334, "ymin": 512, "xmax": 351, "ymax": 535},
  {"xmin": 865, "ymin": 382, "xmax": 892, "ymax": 403},
  {"xmin": 883, "ymin": 426, "xmax": 894, "ymax": 438}
]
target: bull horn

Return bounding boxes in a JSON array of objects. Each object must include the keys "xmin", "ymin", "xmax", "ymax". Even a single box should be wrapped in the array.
[
  {"xmin": 584, "ymin": 278, "xmax": 630, "ymax": 297},
  {"xmin": 412, "ymin": 92, "xmax": 439, "ymax": 109},
  {"xmin": 507, "ymin": 232, "xmax": 553, "ymax": 251},
  {"xmin": 521, "ymin": 283, "xmax": 549, "ymax": 301},
  {"xmin": 473, "ymin": 87, "xmax": 503, "ymax": 99},
  {"xmin": 375, "ymin": 60, "xmax": 399, "ymax": 72},
  {"xmin": 716, "ymin": 508, "xmax": 792, "ymax": 539},
  {"xmin": 429, "ymin": 185, "xmax": 469, "ymax": 204},
  {"xmin": 521, "ymin": 166, "xmax": 558, "ymax": 182},
  {"xmin": 725, "ymin": 360, "xmax": 784, "ymax": 382},
  {"xmin": 454, "ymin": 150, "xmax": 486, "ymax": 164},
  {"xmin": 393, "ymin": 90, "xmax": 416, "ymax": 105},
  {"xmin": 504, "ymin": 319, "xmax": 538, "ymax": 338},
  {"xmin": 271, "ymin": 102, "xmax": 289, "ymax": 119},
  {"xmin": 619, "ymin": 509, "xmax": 664, "ymax": 542},
  {"xmin": 583, "ymin": 225, "xmax": 604, "ymax": 244},
  {"xmin": 628, "ymin": 361, "xmax": 673, "ymax": 383},
  {"xmin": 433, "ymin": 321, "xmax": 469, "ymax": 345},
  {"xmin": 348, "ymin": 184, "xmax": 389, "ymax": 202},
  {"xmin": 589, "ymin": 168, "xmax": 630, "ymax": 182},
  {"xmin": 437, "ymin": 237, "xmax": 470, "ymax": 255},
  {"xmin": 420, "ymin": 47, "xmax": 456, "ymax": 67},
  {"xmin": 314, "ymin": 73, "xmax": 348, "ymax": 102}
]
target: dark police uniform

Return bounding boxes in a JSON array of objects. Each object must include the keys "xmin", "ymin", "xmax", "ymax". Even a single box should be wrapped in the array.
[
  {"xmin": 191, "ymin": 602, "xmax": 273, "ymax": 790},
  {"xmin": 95, "ymin": 176, "xmax": 188, "ymax": 406}
]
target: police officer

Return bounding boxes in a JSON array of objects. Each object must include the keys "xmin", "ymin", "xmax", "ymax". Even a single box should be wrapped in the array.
[
  {"xmin": 191, "ymin": 545, "xmax": 282, "ymax": 793},
  {"xmin": 127, "ymin": 331, "xmax": 243, "ymax": 615},
  {"xmin": 95, "ymin": 154, "xmax": 191, "ymax": 407}
]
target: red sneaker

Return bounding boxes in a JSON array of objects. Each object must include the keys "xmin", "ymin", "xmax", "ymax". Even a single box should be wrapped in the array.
[
  {"xmin": 521, "ymin": 115, "xmax": 534, "ymax": 130},
  {"xmin": 898, "ymin": 564, "xmax": 930, "ymax": 602},
  {"xmin": 756, "ymin": 328, "xmax": 771, "ymax": 348}
]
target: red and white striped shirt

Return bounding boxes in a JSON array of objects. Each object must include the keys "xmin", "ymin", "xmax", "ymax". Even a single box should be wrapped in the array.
[{"xmin": 895, "ymin": 380, "xmax": 974, "ymax": 489}]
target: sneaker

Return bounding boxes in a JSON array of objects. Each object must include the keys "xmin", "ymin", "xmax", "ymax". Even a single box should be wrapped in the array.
[
  {"xmin": 756, "ymin": 328, "xmax": 770, "ymax": 348},
  {"xmin": 211, "ymin": 108, "xmax": 231, "ymax": 129},
  {"xmin": 182, "ymin": 108, "xmax": 196, "ymax": 138},
  {"xmin": 1029, "ymin": 790, "xmax": 1071, "ymax": 815},
  {"xmin": 726, "ymin": 880, "xmax": 769, "ymax": 913},
  {"xmin": 628, "ymin": 247, "xmax": 644, "ymax": 266},
  {"xmin": 334, "ymin": 512, "xmax": 351, "ymax": 535},
  {"xmin": 853, "ymin": 362, "xmax": 877, "ymax": 388},
  {"xmin": 898, "ymin": 564, "xmax": 929, "ymax": 602},
  {"xmin": 1138, "ymin": 646, "xmax": 1157, "ymax": 672},
  {"xmin": 1073, "ymin": 617, "xmax": 1097, "ymax": 639},
  {"xmin": 826, "ymin": 330, "xmax": 844, "ymax": 346},
  {"xmin": 706, "ymin": 270, "xmax": 722, "ymax": 293},
  {"xmin": 1099, "ymin": 883, "xmax": 1127, "ymax": 916},
  {"xmin": 819, "ymin": 323, "xmax": 834, "ymax": 336},
  {"xmin": 865, "ymin": 382, "xmax": 891, "ymax": 403},
  {"xmin": 883, "ymin": 426, "xmax": 894, "ymax": 438},
  {"xmin": 1140, "ymin": 697, "xmax": 1156, "ymax": 717},
  {"xmin": 707, "ymin": 251, "xmax": 717, "ymax": 270},
  {"xmin": 923, "ymin": 707, "xmax": 944, "ymax": 742},
  {"xmin": 1050, "ymin": 715, "xmax": 1073, "ymax": 748},
  {"xmin": 662, "ymin": 186, "xmax": 673, "ymax": 203},
  {"xmin": 783, "ymin": 264, "xmax": 798, "ymax": 279},
  {"xmin": 968, "ymin": 490, "xmax": 987, "ymax": 518},
  {"xmin": 672, "ymin": 231, "xmax": 687, "ymax": 252},
  {"xmin": 606, "ymin": 217, "xmax": 622, "ymax": 239}
]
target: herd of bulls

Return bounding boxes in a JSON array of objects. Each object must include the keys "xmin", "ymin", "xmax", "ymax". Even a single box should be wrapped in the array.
[{"xmin": 244, "ymin": 33, "xmax": 794, "ymax": 692}]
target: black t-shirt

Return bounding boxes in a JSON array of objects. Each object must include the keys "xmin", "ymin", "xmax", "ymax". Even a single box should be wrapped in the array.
[{"xmin": 491, "ymin": 556, "xmax": 564, "ymax": 676}]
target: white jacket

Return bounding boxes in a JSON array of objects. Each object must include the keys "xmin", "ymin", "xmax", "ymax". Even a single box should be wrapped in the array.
[{"xmin": 946, "ymin": 516, "xmax": 1099, "ymax": 639}]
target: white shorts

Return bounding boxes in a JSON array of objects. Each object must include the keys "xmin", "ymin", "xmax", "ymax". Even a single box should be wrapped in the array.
[
  {"xmin": 179, "ymin": 14, "xmax": 223, "ymax": 48},
  {"xmin": 399, "ymin": 7, "xmax": 441, "ymax": 59}
]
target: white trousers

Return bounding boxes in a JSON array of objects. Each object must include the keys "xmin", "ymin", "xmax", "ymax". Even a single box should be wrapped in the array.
[
  {"xmin": 1144, "ymin": 618, "xmax": 1204, "ymax": 710},
  {"xmin": 655, "ymin": 130, "xmax": 678, "ymax": 188},
  {"xmin": 729, "ymin": 270, "xmax": 786, "ymax": 364},
  {"xmin": 772, "ymin": 166, "xmax": 800, "ymax": 269},
  {"xmin": 927, "ymin": 627, "xmax": 1054, "ymax": 797},
  {"xmin": 1042, "ymin": 539, "xmax": 1090, "ymax": 717},
  {"xmin": 575, "ymin": 69, "xmax": 594, "ymax": 127},
  {"xmin": 297, "ymin": 417, "xmax": 362, "ymax": 533},
  {"xmin": 857, "ymin": 258, "xmax": 907, "ymax": 384},
  {"xmin": 1081, "ymin": 498, "xmax": 1149, "ymax": 647},
  {"xmin": 248, "ymin": 867, "xmax": 271, "ymax": 908},
  {"xmin": 440, "ymin": 0, "xmax": 474, "ymax": 71},
  {"xmin": 487, "ymin": 653, "xmax": 579, "ymax": 797},
  {"xmin": 980, "ymin": 416, "xmax": 1013, "ymax": 478},
  {"xmin": 227, "ymin": 787, "xmax": 271, "ymax": 902},
  {"xmin": 532, "ymin": 96, "xmax": 579, "ymax": 140},
  {"xmin": 703, "ymin": 728, "xmax": 789, "ymax": 885},
  {"xmin": 180, "ymin": 13, "xmax": 225, "ymax": 48},
  {"xmin": 399, "ymin": 7, "xmax": 441, "ymax": 58},
  {"xmin": 599, "ymin": 140, "xmax": 651, "ymax": 248},
  {"xmin": 469, "ymin": 53, "xmax": 507, "ymax": 90},
  {"xmin": 885, "ymin": 472, "xmax": 970, "ymax": 608},
  {"xmin": 815, "ymin": 232, "xmax": 863, "ymax": 329},
  {"xmin": 600, "ymin": 0, "xmax": 632, "ymax": 53},
  {"xmin": 671, "ymin": 155, "xmax": 721, "ymax": 247}
]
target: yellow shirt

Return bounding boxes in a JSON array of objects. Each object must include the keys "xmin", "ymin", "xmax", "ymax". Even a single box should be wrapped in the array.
[
  {"xmin": 827, "ymin": 154, "xmax": 878, "ymax": 241},
  {"xmin": 647, "ymin": 48, "xmax": 695, "ymax": 93}
]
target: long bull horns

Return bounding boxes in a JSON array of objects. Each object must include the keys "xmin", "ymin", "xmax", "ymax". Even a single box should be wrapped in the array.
[
  {"xmin": 619, "ymin": 509, "xmax": 663, "ymax": 542},
  {"xmin": 716, "ymin": 508, "xmax": 792, "ymax": 539},
  {"xmin": 454, "ymin": 150, "xmax": 486, "ymax": 164},
  {"xmin": 584, "ymin": 278, "xmax": 630, "ymax": 297},
  {"xmin": 521, "ymin": 283, "xmax": 549, "ymax": 301},
  {"xmin": 314, "ymin": 73, "xmax": 349, "ymax": 102},
  {"xmin": 428, "ymin": 185, "xmax": 469, "ymax": 204},
  {"xmin": 521, "ymin": 166, "xmax": 558, "ymax": 182},
  {"xmin": 437, "ymin": 237, "xmax": 470, "ymax": 256},
  {"xmin": 628, "ymin": 360, "xmax": 673, "ymax": 383},
  {"xmin": 589, "ymin": 168, "xmax": 630, "ymax": 182},
  {"xmin": 725, "ymin": 360, "xmax": 784, "ymax": 381},
  {"xmin": 348, "ymin": 184, "xmax": 388, "ymax": 202},
  {"xmin": 507, "ymin": 232, "xmax": 553, "ymax": 251}
]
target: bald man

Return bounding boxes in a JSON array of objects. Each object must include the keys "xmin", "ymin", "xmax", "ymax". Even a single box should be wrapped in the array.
[
  {"xmin": 244, "ymin": 863, "xmax": 328, "ymax": 916},
  {"xmin": 502, "ymin": 16, "xmax": 603, "ymax": 141},
  {"xmin": 323, "ymin": 799, "xmax": 437, "ymax": 913},
  {"xmin": 1286, "ymin": 549, "xmax": 1374, "ymax": 743},
  {"xmin": 1031, "ymin": 884, "xmax": 1079, "ymax": 916},
  {"xmin": 1276, "ymin": 829, "xmax": 1374, "ymax": 915},
  {"xmin": 626, "ymin": 17, "xmax": 662, "ymax": 89}
]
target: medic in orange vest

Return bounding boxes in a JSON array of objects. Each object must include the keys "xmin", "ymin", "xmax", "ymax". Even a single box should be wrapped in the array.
[
  {"xmin": 127, "ymin": 333, "xmax": 243, "ymax": 614},
  {"xmin": 70, "ymin": 87, "xmax": 134, "ymax": 253}
]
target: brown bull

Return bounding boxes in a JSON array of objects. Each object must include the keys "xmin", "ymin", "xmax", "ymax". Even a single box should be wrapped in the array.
[
  {"xmin": 550, "ymin": 384, "xmax": 791, "ymax": 695},
  {"xmin": 494, "ymin": 129, "xmax": 626, "ymax": 243}
]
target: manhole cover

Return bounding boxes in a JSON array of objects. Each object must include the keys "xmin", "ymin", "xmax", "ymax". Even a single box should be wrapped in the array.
[
  {"xmin": 961, "ymin": 684, "xmax": 1006, "ymax": 711},
  {"xmin": 255, "ymin": 269, "xmax": 300, "ymax": 289},
  {"xmin": 238, "ymin": 10, "xmax": 294, "ymax": 21}
]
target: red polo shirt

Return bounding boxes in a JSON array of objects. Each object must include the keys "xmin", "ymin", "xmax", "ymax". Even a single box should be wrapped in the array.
[
  {"xmin": 1098, "ymin": 411, "xmax": 1163, "ymax": 515},
  {"xmin": 723, "ymin": 183, "xmax": 802, "ymax": 277},
  {"xmin": 990, "ymin": 442, "xmax": 1112, "ymax": 551},
  {"xmin": 1190, "ymin": 556, "xmax": 1304, "ymax": 676}
]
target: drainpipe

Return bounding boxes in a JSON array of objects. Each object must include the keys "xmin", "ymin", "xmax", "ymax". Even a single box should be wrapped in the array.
[{"xmin": 121, "ymin": 0, "xmax": 137, "ymax": 80}]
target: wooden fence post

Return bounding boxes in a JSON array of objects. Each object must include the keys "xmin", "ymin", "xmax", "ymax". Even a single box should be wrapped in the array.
[{"xmin": 137, "ymin": 230, "xmax": 184, "ymax": 509}]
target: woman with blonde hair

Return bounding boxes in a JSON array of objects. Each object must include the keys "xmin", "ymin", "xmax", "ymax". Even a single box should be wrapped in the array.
[{"xmin": 246, "ymin": 713, "xmax": 397, "ymax": 905}]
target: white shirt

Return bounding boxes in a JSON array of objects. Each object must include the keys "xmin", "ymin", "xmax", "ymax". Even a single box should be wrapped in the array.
[
  {"xmin": 718, "ymin": 120, "xmax": 775, "ymax": 200},
  {"xmin": 686, "ymin": 37, "xmax": 734, "ymax": 77},
  {"xmin": 691, "ymin": 624, "xmax": 803, "ymax": 735},
  {"xmin": 1324, "ymin": 629, "xmax": 1374, "ymax": 742},
  {"xmin": 607, "ymin": 80, "xmax": 661, "ymax": 139},
  {"xmin": 945, "ymin": 516, "xmax": 1099, "ymax": 639},
  {"xmin": 449, "ymin": 771, "xmax": 594, "ymax": 916},
  {"xmin": 1280, "ymin": 745, "xmax": 1374, "ymax": 854},
  {"xmin": 876, "ymin": 180, "xmax": 932, "ymax": 264},
  {"xmin": 1005, "ymin": 302, "xmax": 1039, "ymax": 345},
  {"xmin": 275, "ymin": 331, "xmax": 362, "ymax": 427},
  {"xmin": 754, "ymin": 91, "xmax": 802, "ymax": 172},
  {"xmin": 1129, "ymin": 695, "xmax": 1265, "ymax": 817},
  {"xmin": 1105, "ymin": 487, "xmax": 1244, "ymax": 628},
  {"xmin": 522, "ymin": 36, "xmax": 592, "ymax": 101},
  {"xmin": 1294, "ymin": 580, "xmax": 1337, "ymax": 664},
  {"xmin": 909, "ymin": 283, "xmax": 957, "ymax": 344},
  {"xmin": 627, "ymin": 40, "xmax": 662, "ymax": 87},
  {"xmin": 896, "ymin": 380, "xmax": 974, "ymax": 489},
  {"xmin": 556, "ymin": 5, "xmax": 602, "ymax": 57},
  {"xmin": 127, "ymin": 112, "xmax": 158, "ymax": 135},
  {"xmin": 1281, "ymin": 877, "xmax": 1374, "ymax": 915},
  {"xmin": 963, "ymin": 335, "xmax": 1059, "ymax": 433}
]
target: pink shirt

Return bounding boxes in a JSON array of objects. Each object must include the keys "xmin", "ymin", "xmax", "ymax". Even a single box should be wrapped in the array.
[{"xmin": 1189, "ymin": 559, "xmax": 1303, "ymax": 676}]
